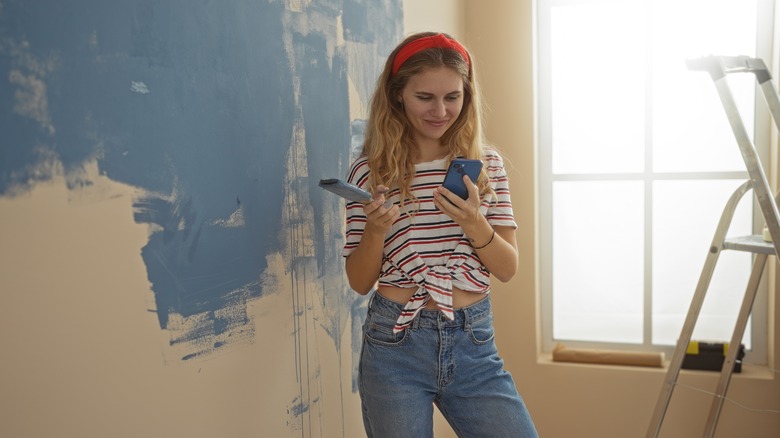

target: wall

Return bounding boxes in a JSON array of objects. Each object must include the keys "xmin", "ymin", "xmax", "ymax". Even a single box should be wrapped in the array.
[
  {"xmin": 466, "ymin": 1, "xmax": 780, "ymax": 437},
  {"xmin": 0, "ymin": 1, "xmax": 403, "ymax": 437},
  {"xmin": 3, "ymin": 1, "xmax": 778, "ymax": 438}
]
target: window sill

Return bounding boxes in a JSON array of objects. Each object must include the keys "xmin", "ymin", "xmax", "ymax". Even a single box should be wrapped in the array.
[{"xmin": 537, "ymin": 352, "xmax": 776, "ymax": 380}]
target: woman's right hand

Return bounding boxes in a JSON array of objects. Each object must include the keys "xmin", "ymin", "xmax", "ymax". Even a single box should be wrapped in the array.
[
  {"xmin": 363, "ymin": 185, "xmax": 400, "ymax": 236},
  {"xmin": 345, "ymin": 185, "xmax": 400, "ymax": 294}
]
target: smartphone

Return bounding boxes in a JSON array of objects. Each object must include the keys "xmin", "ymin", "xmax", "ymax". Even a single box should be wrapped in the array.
[
  {"xmin": 442, "ymin": 158, "xmax": 483, "ymax": 200},
  {"xmin": 318, "ymin": 178, "xmax": 372, "ymax": 203}
]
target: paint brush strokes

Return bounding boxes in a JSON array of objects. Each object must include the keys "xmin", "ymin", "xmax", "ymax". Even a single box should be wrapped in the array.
[{"xmin": 1, "ymin": 0, "xmax": 401, "ymax": 434}]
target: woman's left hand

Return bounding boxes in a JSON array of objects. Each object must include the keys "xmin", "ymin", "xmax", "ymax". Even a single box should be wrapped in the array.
[
  {"xmin": 434, "ymin": 174, "xmax": 518, "ymax": 282},
  {"xmin": 432, "ymin": 174, "xmax": 482, "ymax": 228}
]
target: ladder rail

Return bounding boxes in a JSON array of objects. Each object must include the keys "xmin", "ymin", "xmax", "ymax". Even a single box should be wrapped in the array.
[
  {"xmin": 756, "ymin": 78, "xmax": 780, "ymax": 246},
  {"xmin": 645, "ymin": 180, "xmax": 753, "ymax": 438},
  {"xmin": 702, "ymin": 253, "xmax": 768, "ymax": 437},
  {"xmin": 757, "ymin": 79, "xmax": 780, "ymax": 132},
  {"xmin": 689, "ymin": 56, "xmax": 780, "ymax": 251},
  {"xmin": 713, "ymin": 75, "xmax": 780, "ymax": 253},
  {"xmin": 648, "ymin": 54, "xmax": 780, "ymax": 437}
]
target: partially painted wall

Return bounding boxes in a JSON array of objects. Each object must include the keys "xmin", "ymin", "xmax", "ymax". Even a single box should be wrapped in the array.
[{"xmin": 0, "ymin": 1, "xmax": 401, "ymax": 436}]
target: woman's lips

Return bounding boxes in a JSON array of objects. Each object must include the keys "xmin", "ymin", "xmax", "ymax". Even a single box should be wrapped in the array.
[{"xmin": 426, "ymin": 119, "xmax": 449, "ymax": 128}]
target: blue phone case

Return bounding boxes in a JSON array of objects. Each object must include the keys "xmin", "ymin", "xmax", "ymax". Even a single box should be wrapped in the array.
[{"xmin": 442, "ymin": 159, "xmax": 483, "ymax": 200}]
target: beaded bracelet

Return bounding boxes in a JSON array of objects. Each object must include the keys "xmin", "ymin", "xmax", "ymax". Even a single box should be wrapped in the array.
[{"xmin": 473, "ymin": 230, "xmax": 496, "ymax": 250}]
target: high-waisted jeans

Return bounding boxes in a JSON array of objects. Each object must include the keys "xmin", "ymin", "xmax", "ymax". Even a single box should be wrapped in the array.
[{"xmin": 359, "ymin": 292, "xmax": 539, "ymax": 438}]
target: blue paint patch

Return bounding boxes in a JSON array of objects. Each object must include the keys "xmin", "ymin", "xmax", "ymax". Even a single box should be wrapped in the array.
[{"xmin": 0, "ymin": 0, "xmax": 402, "ymax": 370}]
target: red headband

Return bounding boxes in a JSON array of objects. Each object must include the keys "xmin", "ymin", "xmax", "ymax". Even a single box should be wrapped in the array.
[{"xmin": 391, "ymin": 34, "xmax": 470, "ymax": 76}]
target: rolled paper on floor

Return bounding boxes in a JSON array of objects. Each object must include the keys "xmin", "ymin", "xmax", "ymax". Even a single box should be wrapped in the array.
[{"xmin": 552, "ymin": 343, "xmax": 664, "ymax": 368}]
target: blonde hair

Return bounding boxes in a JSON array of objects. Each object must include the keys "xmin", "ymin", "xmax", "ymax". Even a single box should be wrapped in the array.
[{"xmin": 362, "ymin": 32, "xmax": 492, "ymax": 210}]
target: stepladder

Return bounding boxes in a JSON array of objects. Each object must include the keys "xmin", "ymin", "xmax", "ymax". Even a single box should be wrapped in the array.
[{"xmin": 646, "ymin": 56, "xmax": 780, "ymax": 437}]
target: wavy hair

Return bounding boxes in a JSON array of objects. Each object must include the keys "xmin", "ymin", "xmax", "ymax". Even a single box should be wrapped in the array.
[{"xmin": 361, "ymin": 32, "xmax": 492, "ymax": 210}]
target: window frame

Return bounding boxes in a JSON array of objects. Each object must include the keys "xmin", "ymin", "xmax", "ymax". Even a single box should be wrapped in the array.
[{"xmin": 536, "ymin": 0, "xmax": 775, "ymax": 364}]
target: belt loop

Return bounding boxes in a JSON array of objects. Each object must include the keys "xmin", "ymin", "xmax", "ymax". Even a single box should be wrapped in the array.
[
  {"xmin": 411, "ymin": 311, "xmax": 420, "ymax": 330},
  {"xmin": 459, "ymin": 306, "xmax": 468, "ymax": 331}
]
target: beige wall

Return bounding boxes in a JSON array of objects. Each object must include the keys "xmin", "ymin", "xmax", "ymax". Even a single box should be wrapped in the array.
[
  {"xmin": 0, "ymin": 168, "xmax": 362, "ymax": 437},
  {"xmin": 403, "ymin": 0, "xmax": 465, "ymax": 40}
]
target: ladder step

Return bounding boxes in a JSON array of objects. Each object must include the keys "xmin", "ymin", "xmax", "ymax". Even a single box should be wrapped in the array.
[{"xmin": 723, "ymin": 235, "xmax": 776, "ymax": 254}]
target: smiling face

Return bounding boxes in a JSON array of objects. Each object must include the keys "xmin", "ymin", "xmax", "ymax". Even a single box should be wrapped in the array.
[{"xmin": 399, "ymin": 66, "xmax": 465, "ymax": 152}]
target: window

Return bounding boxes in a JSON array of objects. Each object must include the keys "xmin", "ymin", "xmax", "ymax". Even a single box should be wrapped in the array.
[{"xmin": 537, "ymin": 0, "xmax": 775, "ymax": 363}]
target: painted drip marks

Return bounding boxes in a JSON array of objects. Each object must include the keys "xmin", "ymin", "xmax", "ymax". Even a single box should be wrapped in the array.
[{"xmin": 1, "ymin": 0, "xmax": 402, "ymax": 435}]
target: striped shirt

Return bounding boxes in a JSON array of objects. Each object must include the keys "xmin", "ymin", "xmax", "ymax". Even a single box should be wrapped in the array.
[{"xmin": 342, "ymin": 150, "xmax": 517, "ymax": 332}]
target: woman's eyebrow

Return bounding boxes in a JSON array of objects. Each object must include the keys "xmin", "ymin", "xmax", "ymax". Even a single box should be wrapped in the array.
[{"xmin": 413, "ymin": 90, "xmax": 462, "ymax": 96}]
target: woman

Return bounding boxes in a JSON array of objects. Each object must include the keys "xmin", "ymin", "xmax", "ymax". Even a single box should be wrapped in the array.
[{"xmin": 342, "ymin": 32, "xmax": 538, "ymax": 438}]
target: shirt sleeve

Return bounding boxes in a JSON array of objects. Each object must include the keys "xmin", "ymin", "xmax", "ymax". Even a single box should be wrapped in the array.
[
  {"xmin": 482, "ymin": 150, "xmax": 518, "ymax": 229},
  {"xmin": 341, "ymin": 156, "xmax": 371, "ymax": 257}
]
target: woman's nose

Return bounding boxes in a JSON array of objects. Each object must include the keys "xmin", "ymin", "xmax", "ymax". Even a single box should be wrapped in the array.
[{"xmin": 431, "ymin": 100, "xmax": 446, "ymax": 116}]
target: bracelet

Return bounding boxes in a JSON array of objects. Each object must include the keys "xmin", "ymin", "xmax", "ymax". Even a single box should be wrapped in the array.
[{"xmin": 472, "ymin": 230, "xmax": 495, "ymax": 250}]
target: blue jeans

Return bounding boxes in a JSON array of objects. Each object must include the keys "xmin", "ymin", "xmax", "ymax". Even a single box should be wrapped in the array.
[{"xmin": 359, "ymin": 292, "xmax": 538, "ymax": 438}]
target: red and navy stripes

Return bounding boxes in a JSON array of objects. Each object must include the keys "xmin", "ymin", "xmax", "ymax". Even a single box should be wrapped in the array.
[{"xmin": 342, "ymin": 151, "xmax": 517, "ymax": 332}]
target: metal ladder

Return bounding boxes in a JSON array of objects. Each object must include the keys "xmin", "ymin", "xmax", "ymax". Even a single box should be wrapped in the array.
[{"xmin": 646, "ymin": 56, "xmax": 780, "ymax": 438}]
